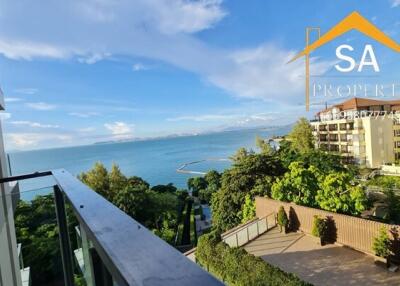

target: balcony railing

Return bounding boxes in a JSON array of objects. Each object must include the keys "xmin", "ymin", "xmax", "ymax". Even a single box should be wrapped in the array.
[
  {"xmin": 1, "ymin": 170, "xmax": 222, "ymax": 286},
  {"xmin": 221, "ymin": 212, "xmax": 276, "ymax": 248}
]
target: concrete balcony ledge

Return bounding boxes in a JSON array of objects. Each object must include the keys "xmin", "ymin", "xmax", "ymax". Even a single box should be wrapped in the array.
[{"xmin": 20, "ymin": 267, "xmax": 30, "ymax": 286}]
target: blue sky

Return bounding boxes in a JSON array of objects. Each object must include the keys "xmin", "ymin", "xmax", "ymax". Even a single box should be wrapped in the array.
[{"xmin": 1, "ymin": 0, "xmax": 400, "ymax": 150}]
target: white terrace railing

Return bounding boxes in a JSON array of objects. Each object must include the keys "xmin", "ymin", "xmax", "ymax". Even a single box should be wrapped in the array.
[{"xmin": 221, "ymin": 212, "xmax": 277, "ymax": 248}]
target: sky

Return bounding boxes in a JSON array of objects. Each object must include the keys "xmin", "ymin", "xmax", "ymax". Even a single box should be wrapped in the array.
[{"xmin": 1, "ymin": 0, "xmax": 400, "ymax": 150}]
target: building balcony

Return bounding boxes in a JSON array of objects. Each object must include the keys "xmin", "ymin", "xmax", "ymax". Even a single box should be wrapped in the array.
[{"xmin": 1, "ymin": 170, "xmax": 222, "ymax": 286}]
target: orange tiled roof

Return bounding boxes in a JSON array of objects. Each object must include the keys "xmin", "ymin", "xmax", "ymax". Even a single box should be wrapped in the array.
[{"xmin": 318, "ymin": 97, "xmax": 400, "ymax": 114}]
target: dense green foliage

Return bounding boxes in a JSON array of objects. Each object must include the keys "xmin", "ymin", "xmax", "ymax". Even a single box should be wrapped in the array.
[
  {"xmin": 366, "ymin": 175, "xmax": 400, "ymax": 223},
  {"xmin": 79, "ymin": 162, "xmax": 183, "ymax": 244},
  {"xmin": 211, "ymin": 149, "xmax": 284, "ymax": 231},
  {"xmin": 277, "ymin": 206, "xmax": 288, "ymax": 232},
  {"xmin": 14, "ymin": 195, "xmax": 78, "ymax": 285},
  {"xmin": 211, "ymin": 119, "xmax": 366, "ymax": 232},
  {"xmin": 188, "ymin": 176, "xmax": 207, "ymax": 197},
  {"xmin": 272, "ymin": 162, "xmax": 320, "ymax": 207},
  {"xmin": 272, "ymin": 161, "xmax": 367, "ymax": 215},
  {"xmin": 196, "ymin": 232, "xmax": 311, "ymax": 286},
  {"xmin": 256, "ymin": 135, "xmax": 274, "ymax": 155},
  {"xmin": 188, "ymin": 170, "xmax": 222, "ymax": 203},
  {"xmin": 367, "ymin": 175, "xmax": 400, "ymax": 189},
  {"xmin": 372, "ymin": 227, "xmax": 391, "ymax": 258},
  {"xmin": 288, "ymin": 117, "xmax": 314, "ymax": 154},
  {"xmin": 278, "ymin": 140, "xmax": 347, "ymax": 174},
  {"xmin": 316, "ymin": 173, "xmax": 366, "ymax": 215},
  {"xmin": 241, "ymin": 194, "xmax": 256, "ymax": 223}
]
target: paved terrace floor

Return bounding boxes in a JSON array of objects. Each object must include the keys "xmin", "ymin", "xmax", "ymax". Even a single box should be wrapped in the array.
[{"xmin": 244, "ymin": 227, "xmax": 400, "ymax": 286}]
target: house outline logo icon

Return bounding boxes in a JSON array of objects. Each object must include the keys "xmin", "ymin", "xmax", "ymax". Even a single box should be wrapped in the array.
[{"xmin": 289, "ymin": 11, "xmax": 400, "ymax": 111}]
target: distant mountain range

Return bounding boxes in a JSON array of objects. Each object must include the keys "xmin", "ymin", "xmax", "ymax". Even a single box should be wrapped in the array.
[{"xmin": 93, "ymin": 123, "xmax": 294, "ymax": 145}]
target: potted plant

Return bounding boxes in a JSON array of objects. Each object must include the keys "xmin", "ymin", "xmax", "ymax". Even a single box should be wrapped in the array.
[
  {"xmin": 372, "ymin": 227, "xmax": 391, "ymax": 265},
  {"xmin": 277, "ymin": 206, "xmax": 288, "ymax": 233},
  {"xmin": 312, "ymin": 215, "xmax": 328, "ymax": 245}
]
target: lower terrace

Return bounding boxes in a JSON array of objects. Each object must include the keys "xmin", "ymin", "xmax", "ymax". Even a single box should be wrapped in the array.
[{"xmin": 245, "ymin": 228, "xmax": 399, "ymax": 286}]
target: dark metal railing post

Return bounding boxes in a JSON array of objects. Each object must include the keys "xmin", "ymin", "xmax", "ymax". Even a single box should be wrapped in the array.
[
  {"xmin": 90, "ymin": 248, "xmax": 113, "ymax": 286},
  {"xmin": 54, "ymin": 185, "xmax": 74, "ymax": 286}
]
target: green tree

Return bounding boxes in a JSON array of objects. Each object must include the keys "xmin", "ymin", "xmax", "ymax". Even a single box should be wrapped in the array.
[
  {"xmin": 277, "ymin": 139, "xmax": 299, "ymax": 169},
  {"xmin": 187, "ymin": 176, "xmax": 207, "ymax": 196},
  {"xmin": 78, "ymin": 162, "xmax": 110, "ymax": 199},
  {"xmin": 250, "ymin": 176, "xmax": 274, "ymax": 197},
  {"xmin": 316, "ymin": 172, "xmax": 367, "ymax": 215},
  {"xmin": 256, "ymin": 135, "xmax": 274, "ymax": 155},
  {"xmin": 383, "ymin": 189, "xmax": 400, "ymax": 223},
  {"xmin": 372, "ymin": 227, "xmax": 391, "ymax": 258},
  {"xmin": 198, "ymin": 186, "xmax": 216, "ymax": 204},
  {"xmin": 230, "ymin": 147, "xmax": 251, "ymax": 162},
  {"xmin": 113, "ymin": 184, "xmax": 147, "ymax": 220},
  {"xmin": 288, "ymin": 117, "xmax": 314, "ymax": 154},
  {"xmin": 211, "ymin": 152, "xmax": 284, "ymax": 231},
  {"xmin": 241, "ymin": 194, "xmax": 256, "ymax": 223},
  {"xmin": 204, "ymin": 170, "xmax": 221, "ymax": 189},
  {"xmin": 109, "ymin": 163, "xmax": 127, "ymax": 199},
  {"xmin": 299, "ymin": 150, "xmax": 347, "ymax": 174},
  {"xmin": 127, "ymin": 175, "xmax": 150, "ymax": 189},
  {"xmin": 151, "ymin": 183, "xmax": 177, "ymax": 193},
  {"xmin": 271, "ymin": 162, "xmax": 320, "ymax": 206},
  {"xmin": 153, "ymin": 214, "xmax": 177, "ymax": 244}
]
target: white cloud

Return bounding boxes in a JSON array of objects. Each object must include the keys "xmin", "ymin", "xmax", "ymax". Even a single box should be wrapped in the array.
[
  {"xmin": 5, "ymin": 97, "xmax": 22, "ymax": 102},
  {"xmin": 13, "ymin": 88, "xmax": 38, "ymax": 95},
  {"xmin": 392, "ymin": 0, "xmax": 400, "ymax": 7},
  {"xmin": 150, "ymin": 0, "xmax": 227, "ymax": 34},
  {"xmin": 0, "ymin": 0, "xmax": 226, "ymax": 60},
  {"xmin": 26, "ymin": 102, "xmax": 57, "ymax": 110},
  {"xmin": 78, "ymin": 52, "xmax": 111, "ymax": 64},
  {"xmin": 0, "ymin": 40, "xmax": 67, "ymax": 60},
  {"xmin": 132, "ymin": 63, "xmax": 150, "ymax": 71},
  {"xmin": 68, "ymin": 111, "xmax": 99, "ymax": 118},
  {"xmin": 0, "ymin": 0, "xmax": 331, "ymax": 105},
  {"xmin": 11, "ymin": 121, "xmax": 59, "ymax": 128},
  {"xmin": 6, "ymin": 133, "xmax": 72, "ymax": 148},
  {"xmin": 208, "ymin": 44, "xmax": 333, "ymax": 102},
  {"xmin": 104, "ymin": 121, "xmax": 134, "ymax": 139}
]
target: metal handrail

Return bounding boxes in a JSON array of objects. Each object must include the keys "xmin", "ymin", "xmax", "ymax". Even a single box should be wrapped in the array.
[{"xmin": 2, "ymin": 170, "xmax": 223, "ymax": 286}]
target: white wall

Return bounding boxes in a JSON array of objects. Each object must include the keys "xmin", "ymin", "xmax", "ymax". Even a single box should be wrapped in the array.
[
  {"xmin": 362, "ymin": 117, "xmax": 394, "ymax": 168},
  {"xmin": 0, "ymin": 114, "xmax": 22, "ymax": 286}
]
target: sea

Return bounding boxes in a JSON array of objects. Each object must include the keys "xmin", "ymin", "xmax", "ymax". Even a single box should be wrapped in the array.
[{"xmin": 8, "ymin": 126, "xmax": 290, "ymax": 201}]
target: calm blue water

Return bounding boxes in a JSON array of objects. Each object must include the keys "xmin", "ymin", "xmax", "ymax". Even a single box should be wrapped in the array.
[{"xmin": 9, "ymin": 127, "xmax": 290, "ymax": 200}]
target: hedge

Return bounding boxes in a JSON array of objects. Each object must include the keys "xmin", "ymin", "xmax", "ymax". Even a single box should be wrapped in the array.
[{"xmin": 196, "ymin": 232, "xmax": 312, "ymax": 286}]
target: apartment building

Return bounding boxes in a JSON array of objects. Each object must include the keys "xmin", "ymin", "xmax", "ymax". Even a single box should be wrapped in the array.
[{"xmin": 311, "ymin": 97, "xmax": 400, "ymax": 168}]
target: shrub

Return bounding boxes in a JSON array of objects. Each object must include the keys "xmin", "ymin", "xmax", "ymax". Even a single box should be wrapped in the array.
[
  {"xmin": 241, "ymin": 194, "xmax": 256, "ymax": 223},
  {"xmin": 311, "ymin": 215, "xmax": 327, "ymax": 239},
  {"xmin": 372, "ymin": 227, "xmax": 391, "ymax": 258},
  {"xmin": 196, "ymin": 232, "xmax": 311, "ymax": 286},
  {"xmin": 277, "ymin": 206, "xmax": 288, "ymax": 232}
]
